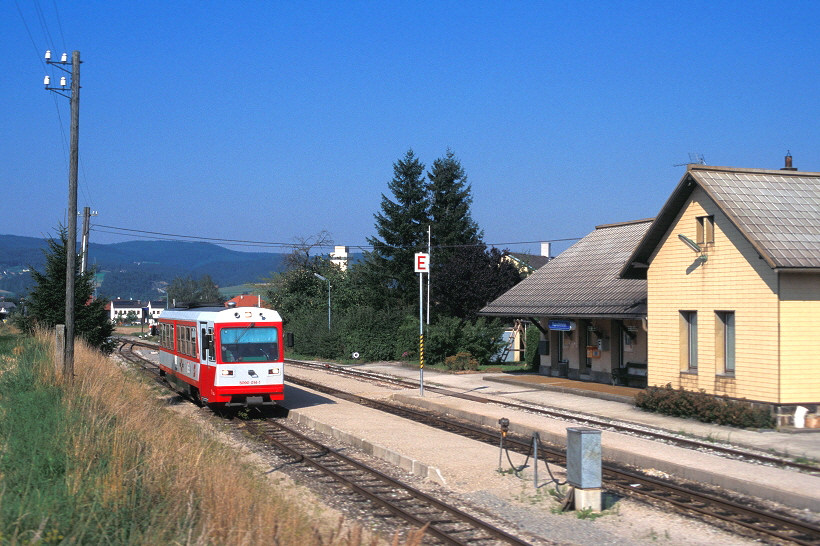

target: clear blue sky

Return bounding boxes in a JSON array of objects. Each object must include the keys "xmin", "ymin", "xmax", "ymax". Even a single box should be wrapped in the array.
[{"xmin": 4, "ymin": 1, "xmax": 819, "ymax": 257}]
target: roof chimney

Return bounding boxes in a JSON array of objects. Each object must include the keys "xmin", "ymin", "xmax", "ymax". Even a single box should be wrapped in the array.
[{"xmin": 781, "ymin": 151, "xmax": 797, "ymax": 171}]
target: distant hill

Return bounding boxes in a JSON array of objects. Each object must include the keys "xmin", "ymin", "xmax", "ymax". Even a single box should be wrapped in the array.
[{"xmin": 0, "ymin": 234, "xmax": 289, "ymax": 300}]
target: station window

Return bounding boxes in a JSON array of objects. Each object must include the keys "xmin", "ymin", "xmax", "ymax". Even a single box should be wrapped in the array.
[
  {"xmin": 696, "ymin": 216, "xmax": 714, "ymax": 245},
  {"xmin": 680, "ymin": 311, "xmax": 698, "ymax": 371},
  {"xmin": 716, "ymin": 311, "xmax": 735, "ymax": 374}
]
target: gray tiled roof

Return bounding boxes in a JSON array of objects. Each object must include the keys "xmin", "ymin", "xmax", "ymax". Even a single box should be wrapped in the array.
[
  {"xmin": 622, "ymin": 165, "xmax": 820, "ymax": 278},
  {"xmin": 480, "ymin": 220, "xmax": 651, "ymax": 318},
  {"xmin": 694, "ymin": 168, "xmax": 820, "ymax": 268},
  {"xmin": 508, "ymin": 252, "xmax": 551, "ymax": 271}
]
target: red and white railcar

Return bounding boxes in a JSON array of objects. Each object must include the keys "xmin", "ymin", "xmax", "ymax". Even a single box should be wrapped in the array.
[{"xmin": 157, "ymin": 304, "xmax": 284, "ymax": 407}]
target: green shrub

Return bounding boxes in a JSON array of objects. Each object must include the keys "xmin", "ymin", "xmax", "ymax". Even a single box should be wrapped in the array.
[
  {"xmin": 524, "ymin": 323, "xmax": 541, "ymax": 370},
  {"xmin": 393, "ymin": 314, "xmax": 421, "ymax": 360},
  {"xmin": 426, "ymin": 316, "xmax": 505, "ymax": 367},
  {"xmin": 283, "ymin": 305, "xmax": 505, "ymax": 367},
  {"xmin": 285, "ymin": 306, "xmax": 417, "ymax": 362},
  {"xmin": 635, "ymin": 384, "xmax": 774, "ymax": 429},
  {"xmin": 444, "ymin": 352, "xmax": 478, "ymax": 371}
]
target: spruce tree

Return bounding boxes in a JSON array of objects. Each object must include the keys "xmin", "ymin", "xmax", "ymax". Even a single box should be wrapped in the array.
[
  {"xmin": 427, "ymin": 149, "xmax": 482, "ymax": 258},
  {"xmin": 365, "ymin": 149, "xmax": 429, "ymax": 308},
  {"xmin": 16, "ymin": 227, "xmax": 114, "ymax": 353}
]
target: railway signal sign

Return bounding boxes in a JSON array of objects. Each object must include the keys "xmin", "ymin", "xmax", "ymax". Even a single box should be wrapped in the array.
[
  {"xmin": 413, "ymin": 253, "xmax": 430, "ymax": 395},
  {"xmin": 414, "ymin": 253, "xmax": 429, "ymax": 273}
]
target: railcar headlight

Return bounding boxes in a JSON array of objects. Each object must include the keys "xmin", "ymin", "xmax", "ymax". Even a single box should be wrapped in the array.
[
  {"xmin": 221, "ymin": 369, "xmax": 234, "ymax": 376},
  {"xmin": 268, "ymin": 367, "xmax": 279, "ymax": 375}
]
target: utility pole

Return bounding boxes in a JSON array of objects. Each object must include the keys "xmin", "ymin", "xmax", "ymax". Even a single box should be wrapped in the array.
[
  {"xmin": 80, "ymin": 207, "xmax": 98, "ymax": 274},
  {"xmin": 426, "ymin": 225, "xmax": 431, "ymax": 325},
  {"xmin": 45, "ymin": 50, "xmax": 81, "ymax": 379}
]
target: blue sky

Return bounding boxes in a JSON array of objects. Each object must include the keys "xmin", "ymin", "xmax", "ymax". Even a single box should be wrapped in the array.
[{"xmin": 4, "ymin": 1, "xmax": 820, "ymax": 257}]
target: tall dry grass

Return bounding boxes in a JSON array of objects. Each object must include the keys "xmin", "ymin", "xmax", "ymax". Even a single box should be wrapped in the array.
[
  {"xmin": 0, "ymin": 328, "xmax": 425, "ymax": 545},
  {"xmin": 65, "ymin": 333, "xmax": 381, "ymax": 544}
]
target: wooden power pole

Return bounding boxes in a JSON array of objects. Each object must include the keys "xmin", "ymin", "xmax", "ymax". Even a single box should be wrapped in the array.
[{"xmin": 45, "ymin": 50, "xmax": 81, "ymax": 379}]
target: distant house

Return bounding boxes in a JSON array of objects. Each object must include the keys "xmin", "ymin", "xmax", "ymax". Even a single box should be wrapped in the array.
[
  {"xmin": 147, "ymin": 300, "xmax": 167, "ymax": 323},
  {"xmin": 621, "ymin": 161, "xmax": 820, "ymax": 416},
  {"xmin": 108, "ymin": 300, "xmax": 147, "ymax": 324},
  {"xmin": 330, "ymin": 246, "xmax": 350, "ymax": 271},
  {"xmin": 482, "ymin": 220, "xmax": 651, "ymax": 385},
  {"xmin": 0, "ymin": 302, "xmax": 16, "ymax": 322},
  {"xmin": 225, "ymin": 294, "xmax": 267, "ymax": 308},
  {"xmin": 504, "ymin": 242, "xmax": 553, "ymax": 277}
]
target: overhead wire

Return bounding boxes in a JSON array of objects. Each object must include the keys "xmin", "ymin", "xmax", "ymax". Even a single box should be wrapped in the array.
[
  {"xmin": 19, "ymin": 0, "xmax": 97, "ymax": 217},
  {"xmin": 91, "ymin": 224, "xmax": 582, "ymax": 253},
  {"xmin": 49, "ymin": 0, "xmax": 67, "ymax": 54}
]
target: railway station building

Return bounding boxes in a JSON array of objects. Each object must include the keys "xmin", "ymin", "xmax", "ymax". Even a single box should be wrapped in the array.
[
  {"xmin": 482, "ymin": 158, "xmax": 820, "ymax": 418},
  {"xmin": 621, "ymin": 161, "xmax": 820, "ymax": 416},
  {"xmin": 481, "ymin": 219, "xmax": 652, "ymax": 386}
]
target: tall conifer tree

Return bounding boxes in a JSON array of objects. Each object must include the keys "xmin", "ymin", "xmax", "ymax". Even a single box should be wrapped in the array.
[
  {"xmin": 427, "ymin": 149, "xmax": 482, "ymax": 259},
  {"xmin": 365, "ymin": 150, "xmax": 429, "ymax": 307},
  {"xmin": 15, "ymin": 227, "xmax": 114, "ymax": 353}
]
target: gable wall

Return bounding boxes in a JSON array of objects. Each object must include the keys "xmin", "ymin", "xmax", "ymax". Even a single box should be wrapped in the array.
[{"xmin": 647, "ymin": 187, "xmax": 781, "ymax": 402}]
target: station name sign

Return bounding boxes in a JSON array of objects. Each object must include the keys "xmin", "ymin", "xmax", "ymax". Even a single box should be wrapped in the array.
[{"xmin": 548, "ymin": 320, "xmax": 576, "ymax": 331}]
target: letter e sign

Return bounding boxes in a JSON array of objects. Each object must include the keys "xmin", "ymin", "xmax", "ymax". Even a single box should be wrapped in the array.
[{"xmin": 414, "ymin": 253, "xmax": 429, "ymax": 273}]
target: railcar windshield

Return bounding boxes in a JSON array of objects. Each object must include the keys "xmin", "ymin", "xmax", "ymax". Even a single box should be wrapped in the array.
[{"xmin": 220, "ymin": 326, "xmax": 279, "ymax": 363}]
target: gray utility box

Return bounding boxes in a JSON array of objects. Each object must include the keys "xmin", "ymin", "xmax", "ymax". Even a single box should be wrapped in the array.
[{"xmin": 566, "ymin": 428, "xmax": 601, "ymax": 489}]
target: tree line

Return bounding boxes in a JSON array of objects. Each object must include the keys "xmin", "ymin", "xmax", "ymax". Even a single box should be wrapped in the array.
[
  {"xmin": 263, "ymin": 149, "xmax": 523, "ymax": 367},
  {"xmin": 14, "ymin": 149, "xmax": 523, "ymax": 366}
]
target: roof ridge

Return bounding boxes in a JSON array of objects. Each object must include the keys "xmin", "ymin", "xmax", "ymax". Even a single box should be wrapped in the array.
[
  {"xmin": 594, "ymin": 218, "xmax": 654, "ymax": 230},
  {"xmin": 688, "ymin": 165, "xmax": 820, "ymax": 177}
]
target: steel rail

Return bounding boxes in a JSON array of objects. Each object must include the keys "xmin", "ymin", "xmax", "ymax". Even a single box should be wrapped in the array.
[
  {"xmin": 117, "ymin": 341, "xmax": 531, "ymax": 545},
  {"xmin": 244, "ymin": 419, "xmax": 531, "ymax": 546},
  {"xmin": 286, "ymin": 359, "xmax": 820, "ymax": 474},
  {"xmin": 284, "ymin": 371, "xmax": 820, "ymax": 545},
  {"xmin": 121, "ymin": 344, "xmax": 820, "ymax": 544}
]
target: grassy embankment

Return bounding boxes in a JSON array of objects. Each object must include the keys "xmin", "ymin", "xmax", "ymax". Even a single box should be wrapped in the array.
[{"xmin": 0, "ymin": 325, "xmax": 424, "ymax": 545}]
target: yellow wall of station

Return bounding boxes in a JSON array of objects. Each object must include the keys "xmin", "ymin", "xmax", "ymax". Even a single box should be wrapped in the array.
[
  {"xmin": 778, "ymin": 273, "xmax": 820, "ymax": 402},
  {"xmin": 646, "ymin": 187, "xmax": 784, "ymax": 402}
]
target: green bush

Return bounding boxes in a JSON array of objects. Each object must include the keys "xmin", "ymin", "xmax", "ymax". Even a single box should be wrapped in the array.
[
  {"xmin": 444, "ymin": 352, "xmax": 478, "ymax": 371},
  {"xmin": 635, "ymin": 384, "xmax": 775, "ymax": 429},
  {"xmin": 426, "ymin": 316, "xmax": 505, "ymax": 366},
  {"xmin": 285, "ymin": 306, "xmax": 418, "ymax": 362},
  {"xmin": 283, "ymin": 306, "xmax": 505, "ymax": 366},
  {"xmin": 524, "ymin": 323, "xmax": 541, "ymax": 370},
  {"xmin": 393, "ymin": 314, "xmax": 421, "ymax": 360}
]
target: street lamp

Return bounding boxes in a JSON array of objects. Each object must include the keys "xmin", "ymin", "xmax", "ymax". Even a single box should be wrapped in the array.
[
  {"xmin": 313, "ymin": 273, "xmax": 331, "ymax": 331},
  {"xmin": 44, "ymin": 49, "xmax": 82, "ymax": 380}
]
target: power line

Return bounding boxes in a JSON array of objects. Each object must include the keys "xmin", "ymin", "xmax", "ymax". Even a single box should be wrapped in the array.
[
  {"xmin": 91, "ymin": 224, "xmax": 582, "ymax": 252},
  {"xmin": 49, "ymin": 0, "xmax": 68, "ymax": 54}
]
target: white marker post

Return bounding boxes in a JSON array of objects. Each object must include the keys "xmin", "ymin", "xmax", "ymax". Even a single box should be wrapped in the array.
[{"xmin": 414, "ymin": 252, "xmax": 429, "ymax": 396}]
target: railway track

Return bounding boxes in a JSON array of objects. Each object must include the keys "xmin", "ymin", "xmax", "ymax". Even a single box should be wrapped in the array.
[
  {"xmin": 117, "ymin": 340, "xmax": 537, "ymax": 545},
  {"xmin": 287, "ymin": 359, "xmax": 820, "ymax": 475},
  {"xmin": 242, "ymin": 418, "xmax": 532, "ymax": 545},
  {"xmin": 119, "ymin": 341, "xmax": 820, "ymax": 544},
  {"xmin": 283, "ymin": 363, "xmax": 820, "ymax": 546}
]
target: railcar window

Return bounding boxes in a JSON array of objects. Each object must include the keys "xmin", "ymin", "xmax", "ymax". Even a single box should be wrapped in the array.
[
  {"xmin": 220, "ymin": 327, "xmax": 279, "ymax": 363},
  {"xmin": 160, "ymin": 323, "xmax": 173, "ymax": 350}
]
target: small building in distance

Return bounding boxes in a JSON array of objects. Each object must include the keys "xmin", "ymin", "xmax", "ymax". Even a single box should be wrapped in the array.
[
  {"xmin": 505, "ymin": 241, "xmax": 553, "ymax": 277},
  {"xmin": 0, "ymin": 302, "xmax": 17, "ymax": 322},
  {"xmin": 107, "ymin": 299, "xmax": 147, "ymax": 324},
  {"xmin": 330, "ymin": 246, "xmax": 350, "ymax": 271},
  {"xmin": 225, "ymin": 294, "xmax": 267, "ymax": 308}
]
